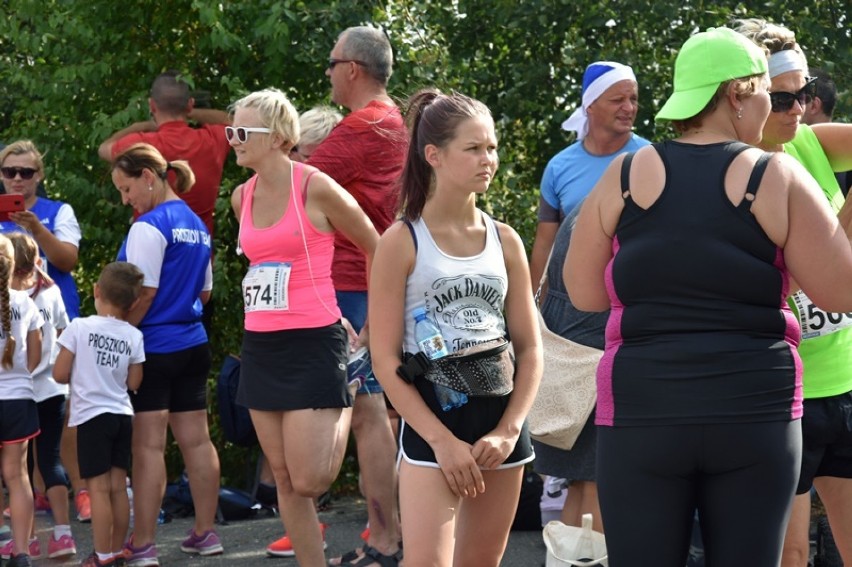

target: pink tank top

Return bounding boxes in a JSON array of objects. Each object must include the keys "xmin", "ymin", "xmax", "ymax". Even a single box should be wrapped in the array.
[{"xmin": 238, "ymin": 162, "xmax": 341, "ymax": 332}]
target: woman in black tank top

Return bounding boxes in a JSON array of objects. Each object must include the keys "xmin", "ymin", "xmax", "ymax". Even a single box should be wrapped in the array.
[{"xmin": 566, "ymin": 27, "xmax": 852, "ymax": 567}]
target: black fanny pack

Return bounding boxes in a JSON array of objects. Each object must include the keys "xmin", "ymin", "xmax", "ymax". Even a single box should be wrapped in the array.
[{"xmin": 397, "ymin": 338, "xmax": 515, "ymax": 397}]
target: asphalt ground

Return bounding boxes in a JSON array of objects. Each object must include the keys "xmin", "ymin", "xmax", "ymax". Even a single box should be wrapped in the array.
[{"xmin": 27, "ymin": 495, "xmax": 547, "ymax": 566}]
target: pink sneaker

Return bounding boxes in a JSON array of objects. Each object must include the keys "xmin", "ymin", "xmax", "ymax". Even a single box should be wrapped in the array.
[
  {"xmin": 48, "ymin": 533, "xmax": 77, "ymax": 558},
  {"xmin": 0, "ymin": 537, "xmax": 41, "ymax": 560},
  {"xmin": 34, "ymin": 493, "xmax": 51, "ymax": 515}
]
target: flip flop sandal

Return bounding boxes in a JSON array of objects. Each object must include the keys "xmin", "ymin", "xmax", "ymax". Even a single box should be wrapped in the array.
[
  {"xmin": 330, "ymin": 545, "xmax": 367, "ymax": 565},
  {"xmin": 330, "ymin": 544, "xmax": 403, "ymax": 567}
]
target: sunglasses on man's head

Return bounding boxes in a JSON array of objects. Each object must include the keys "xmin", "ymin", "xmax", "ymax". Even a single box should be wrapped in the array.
[
  {"xmin": 0, "ymin": 167, "xmax": 38, "ymax": 180},
  {"xmin": 225, "ymin": 126, "xmax": 272, "ymax": 144},
  {"xmin": 769, "ymin": 77, "xmax": 818, "ymax": 113}
]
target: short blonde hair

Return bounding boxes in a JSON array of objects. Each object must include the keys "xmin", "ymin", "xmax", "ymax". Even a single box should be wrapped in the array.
[
  {"xmin": 231, "ymin": 88, "xmax": 300, "ymax": 150},
  {"xmin": 671, "ymin": 74, "xmax": 766, "ymax": 133},
  {"xmin": 298, "ymin": 106, "xmax": 343, "ymax": 149},
  {"xmin": 0, "ymin": 140, "xmax": 44, "ymax": 172}
]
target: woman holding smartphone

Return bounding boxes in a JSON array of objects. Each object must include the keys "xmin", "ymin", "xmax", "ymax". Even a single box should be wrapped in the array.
[{"xmin": 0, "ymin": 140, "xmax": 81, "ymax": 320}]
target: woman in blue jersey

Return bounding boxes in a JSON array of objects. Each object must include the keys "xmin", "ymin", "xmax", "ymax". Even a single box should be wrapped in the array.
[
  {"xmin": 0, "ymin": 140, "xmax": 80, "ymax": 319},
  {"xmin": 111, "ymin": 143, "xmax": 222, "ymax": 564},
  {"xmin": 567, "ymin": 27, "xmax": 852, "ymax": 566},
  {"xmin": 0, "ymin": 140, "xmax": 88, "ymax": 532},
  {"xmin": 736, "ymin": 18, "xmax": 852, "ymax": 566}
]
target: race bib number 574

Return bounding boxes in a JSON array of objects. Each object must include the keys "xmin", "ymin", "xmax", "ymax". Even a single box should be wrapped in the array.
[{"xmin": 242, "ymin": 262, "xmax": 291, "ymax": 313}]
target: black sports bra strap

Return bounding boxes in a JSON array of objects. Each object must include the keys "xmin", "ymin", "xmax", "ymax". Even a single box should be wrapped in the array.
[
  {"xmin": 403, "ymin": 219, "xmax": 418, "ymax": 252},
  {"xmin": 742, "ymin": 152, "xmax": 773, "ymax": 211},
  {"xmin": 620, "ymin": 152, "xmax": 636, "ymax": 201}
]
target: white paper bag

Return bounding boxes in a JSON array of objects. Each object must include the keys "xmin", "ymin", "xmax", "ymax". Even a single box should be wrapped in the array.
[{"xmin": 543, "ymin": 514, "xmax": 608, "ymax": 567}]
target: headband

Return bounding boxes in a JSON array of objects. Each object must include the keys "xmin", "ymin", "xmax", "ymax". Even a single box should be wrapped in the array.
[
  {"xmin": 768, "ymin": 49, "xmax": 808, "ymax": 79},
  {"xmin": 562, "ymin": 62, "xmax": 637, "ymax": 140}
]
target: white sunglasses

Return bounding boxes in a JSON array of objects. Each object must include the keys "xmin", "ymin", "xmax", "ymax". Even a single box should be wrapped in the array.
[{"xmin": 225, "ymin": 126, "xmax": 272, "ymax": 144}]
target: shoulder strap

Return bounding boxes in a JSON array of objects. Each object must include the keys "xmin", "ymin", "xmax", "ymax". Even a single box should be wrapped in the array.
[
  {"xmin": 302, "ymin": 168, "xmax": 316, "ymax": 205},
  {"xmin": 619, "ymin": 152, "xmax": 636, "ymax": 201},
  {"xmin": 487, "ymin": 212, "xmax": 503, "ymax": 245},
  {"xmin": 741, "ymin": 152, "xmax": 773, "ymax": 212},
  {"xmin": 238, "ymin": 175, "xmax": 259, "ymax": 226},
  {"xmin": 403, "ymin": 219, "xmax": 418, "ymax": 252}
]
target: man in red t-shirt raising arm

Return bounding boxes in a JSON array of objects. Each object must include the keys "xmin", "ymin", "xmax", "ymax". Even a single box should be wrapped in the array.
[
  {"xmin": 98, "ymin": 70, "xmax": 230, "ymax": 333},
  {"xmin": 306, "ymin": 25, "xmax": 407, "ymax": 567}
]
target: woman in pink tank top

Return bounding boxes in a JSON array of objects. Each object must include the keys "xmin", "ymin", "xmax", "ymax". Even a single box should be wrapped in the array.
[{"xmin": 228, "ymin": 87, "xmax": 379, "ymax": 567}]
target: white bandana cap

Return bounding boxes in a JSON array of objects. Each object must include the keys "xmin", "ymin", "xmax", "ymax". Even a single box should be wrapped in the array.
[{"xmin": 562, "ymin": 61, "xmax": 637, "ymax": 140}]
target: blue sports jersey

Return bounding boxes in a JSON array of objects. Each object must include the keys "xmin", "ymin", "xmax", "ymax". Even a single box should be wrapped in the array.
[
  {"xmin": 117, "ymin": 200, "xmax": 210, "ymax": 353},
  {"xmin": 0, "ymin": 198, "xmax": 81, "ymax": 319}
]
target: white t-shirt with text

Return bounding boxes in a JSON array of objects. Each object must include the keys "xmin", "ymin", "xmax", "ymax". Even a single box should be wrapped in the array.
[{"xmin": 58, "ymin": 315, "xmax": 145, "ymax": 427}]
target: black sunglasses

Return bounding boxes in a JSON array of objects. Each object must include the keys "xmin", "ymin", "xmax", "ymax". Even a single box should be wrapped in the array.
[
  {"xmin": 327, "ymin": 58, "xmax": 368, "ymax": 71},
  {"xmin": 0, "ymin": 167, "xmax": 38, "ymax": 180},
  {"xmin": 769, "ymin": 77, "xmax": 818, "ymax": 113}
]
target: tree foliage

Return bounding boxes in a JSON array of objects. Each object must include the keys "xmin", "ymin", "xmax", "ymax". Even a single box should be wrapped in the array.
[{"xmin": 0, "ymin": 0, "xmax": 848, "ymax": 484}]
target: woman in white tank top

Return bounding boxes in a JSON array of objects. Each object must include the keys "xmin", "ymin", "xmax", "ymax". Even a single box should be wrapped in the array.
[{"xmin": 368, "ymin": 89, "xmax": 542, "ymax": 567}]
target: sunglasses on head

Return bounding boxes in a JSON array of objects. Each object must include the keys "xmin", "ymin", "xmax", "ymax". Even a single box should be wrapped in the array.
[
  {"xmin": 0, "ymin": 167, "xmax": 38, "ymax": 180},
  {"xmin": 225, "ymin": 126, "xmax": 272, "ymax": 144},
  {"xmin": 769, "ymin": 77, "xmax": 818, "ymax": 113}
]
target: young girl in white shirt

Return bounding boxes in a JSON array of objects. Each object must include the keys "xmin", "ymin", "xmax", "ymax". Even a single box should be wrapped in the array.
[
  {"xmin": 8, "ymin": 232, "xmax": 75, "ymax": 559},
  {"xmin": 0, "ymin": 233, "xmax": 44, "ymax": 567}
]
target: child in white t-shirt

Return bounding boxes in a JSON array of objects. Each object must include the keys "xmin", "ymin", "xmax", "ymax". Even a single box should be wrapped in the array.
[
  {"xmin": 6, "ymin": 232, "xmax": 75, "ymax": 560},
  {"xmin": 54, "ymin": 262, "xmax": 145, "ymax": 567},
  {"xmin": 0, "ymin": 234, "xmax": 44, "ymax": 567}
]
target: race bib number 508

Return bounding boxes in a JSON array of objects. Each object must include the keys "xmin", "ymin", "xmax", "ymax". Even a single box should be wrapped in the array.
[
  {"xmin": 242, "ymin": 262, "xmax": 291, "ymax": 313},
  {"xmin": 792, "ymin": 290, "xmax": 852, "ymax": 340}
]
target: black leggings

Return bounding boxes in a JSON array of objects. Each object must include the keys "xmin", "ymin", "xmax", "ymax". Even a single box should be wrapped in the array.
[
  {"xmin": 27, "ymin": 395, "xmax": 69, "ymax": 490},
  {"xmin": 597, "ymin": 421, "xmax": 801, "ymax": 567}
]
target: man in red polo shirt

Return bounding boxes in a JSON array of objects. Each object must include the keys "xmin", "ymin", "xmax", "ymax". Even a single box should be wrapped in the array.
[{"xmin": 98, "ymin": 70, "xmax": 230, "ymax": 239}]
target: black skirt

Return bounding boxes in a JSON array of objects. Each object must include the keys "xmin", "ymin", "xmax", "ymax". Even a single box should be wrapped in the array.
[{"xmin": 237, "ymin": 323, "xmax": 352, "ymax": 411}]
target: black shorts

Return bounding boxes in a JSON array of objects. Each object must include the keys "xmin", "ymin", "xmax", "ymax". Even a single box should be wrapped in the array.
[
  {"xmin": 77, "ymin": 413, "xmax": 132, "ymax": 479},
  {"xmin": 400, "ymin": 377, "xmax": 534, "ymax": 469},
  {"xmin": 796, "ymin": 391, "xmax": 852, "ymax": 494},
  {"xmin": 0, "ymin": 398, "xmax": 39, "ymax": 445},
  {"xmin": 130, "ymin": 343, "xmax": 212, "ymax": 413}
]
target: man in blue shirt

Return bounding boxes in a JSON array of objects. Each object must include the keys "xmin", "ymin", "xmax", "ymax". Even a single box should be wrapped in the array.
[{"xmin": 529, "ymin": 61, "xmax": 650, "ymax": 287}]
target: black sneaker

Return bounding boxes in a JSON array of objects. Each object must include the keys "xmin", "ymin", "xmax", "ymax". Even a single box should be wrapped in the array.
[{"xmin": 8, "ymin": 553, "xmax": 33, "ymax": 567}]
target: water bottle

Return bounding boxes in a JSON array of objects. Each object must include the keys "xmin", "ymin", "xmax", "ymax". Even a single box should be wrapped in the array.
[
  {"xmin": 413, "ymin": 306, "xmax": 468, "ymax": 411},
  {"xmin": 126, "ymin": 477, "xmax": 134, "ymax": 528}
]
